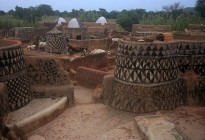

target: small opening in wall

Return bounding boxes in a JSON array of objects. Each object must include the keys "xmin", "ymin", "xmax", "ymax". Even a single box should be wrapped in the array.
[
  {"xmin": 76, "ymin": 35, "xmax": 81, "ymax": 40},
  {"xmin": 90, "ymin": 36, "xmax": 96, "ymax": 39}
]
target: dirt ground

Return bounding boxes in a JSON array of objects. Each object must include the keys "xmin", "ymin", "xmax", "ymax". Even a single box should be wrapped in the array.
[
  {"xmin": 28, "ymin": 86, "xmax": 141, "ymax": 140},
  {"xmin": 26, "ymin": 85, "xmax": 205, "ymax": 140}
]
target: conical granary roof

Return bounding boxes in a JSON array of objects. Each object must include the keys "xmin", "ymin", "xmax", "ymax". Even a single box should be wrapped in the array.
[{"xmin": 47, "ymin": 26, "xmax": 62, "ymax": 34}]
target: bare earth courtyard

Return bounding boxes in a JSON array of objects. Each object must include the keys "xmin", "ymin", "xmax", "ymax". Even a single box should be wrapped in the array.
[{"xmin": 25, "ymin": 86, "xmax": 205, "ymax": 140}]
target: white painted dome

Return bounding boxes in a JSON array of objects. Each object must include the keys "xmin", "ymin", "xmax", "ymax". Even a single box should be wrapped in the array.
[
  {"xmin": 56, "ymin": 17, "xmax": 66, "ymax": 25},
  {"xmin": 68, "ymin": 18, "xmax": 80, "ymax": 28},
  {"xmin": 96, "ymin": 16, "xmax": 107, "ymax": 25}
]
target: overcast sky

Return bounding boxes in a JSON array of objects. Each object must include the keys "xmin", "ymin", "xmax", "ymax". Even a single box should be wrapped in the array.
[{"xmin": 0, "ymin": 0, "xmax": 196, "ymax": 12}]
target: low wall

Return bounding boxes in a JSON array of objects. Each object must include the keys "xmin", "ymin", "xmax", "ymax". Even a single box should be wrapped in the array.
[
  {"xmin": 69, "ymin": 38, "xmax": 112, "ymax": 51},
  {"xmin": 132, "ymin": 24, "xmax": 171, "ymax": 33},
  {"xmin": 70, "ymin": 53, "xmax": 108, "ymax": 71},
  {"xmin": 188, "ymin": 24, "xmax": 205, "ymax": 32},
  {"xmin": 25, "ymin": 56, "xmax": 74, "ymax": 105},
  {"xmin": 76, "ymin": 67, "xmax": 112, "ymax": 88}
]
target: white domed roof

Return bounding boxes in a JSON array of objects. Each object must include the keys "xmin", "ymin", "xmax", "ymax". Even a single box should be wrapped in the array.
[
  {"xmin": 56, "ymin": 17, "xmax": 66, "ymax": 25},
  {"xmin": 96, "ymin": 16, "xmax": 107, "ymax": 25},
  {"xmin": 68, "ymin": 18, "xmax": 80, "ymax": 28}
]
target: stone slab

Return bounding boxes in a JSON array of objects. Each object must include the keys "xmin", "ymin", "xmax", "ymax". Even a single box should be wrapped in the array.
[{"xmin": 134, "ymin": 115, "xmax": 186, "ymax": 140}]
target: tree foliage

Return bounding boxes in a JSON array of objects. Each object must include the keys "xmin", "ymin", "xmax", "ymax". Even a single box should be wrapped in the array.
[
  {"xmin": 2, "ymin": 3, "xmax": 205, "ymax": 31},
  {"xmin": 195, "ymin": 0, "xmax": 205, "ymax": 17},
  {"xmin": 117, "ymin": 10, "xmax": 140, "ymax": 31}
]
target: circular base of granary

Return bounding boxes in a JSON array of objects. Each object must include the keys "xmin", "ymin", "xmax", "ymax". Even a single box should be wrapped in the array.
[
  {"xmin": 109, "ymin": 78, "xmax": 186, "ymax": 113},
  {"xmin": 5, "ymin": 97, "xmax": 68, "ymax": 136}
]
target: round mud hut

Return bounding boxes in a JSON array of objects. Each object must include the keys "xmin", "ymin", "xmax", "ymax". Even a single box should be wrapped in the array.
[
  {"xmin": 0, "ymin": 39, "xmax": 32, "ymax": 111},
  {"xmin": 108, "ymin": 40, "xmax": 186, "ymax": 113},
  {"xmin": 46, "ymin": 27, "xmax": 67, "ymax": 54}
]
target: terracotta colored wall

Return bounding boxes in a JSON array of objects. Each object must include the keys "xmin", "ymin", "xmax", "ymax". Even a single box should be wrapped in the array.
[
  {"xmin": 76, "ymin": 67, "xmax": 111, "ymax": 88},
  {"xmin": 69, "ymin": 38, "xmax": 112, "ymax": 51},
  {"xmin": 25, "ymin": 56, "xmax": 74, "ymax": 103},
  {"xmin": 70, "ymin": 53, "xmax": 108, "ymax": 71},
  {"xmin": 132, "ymin": 24, "xmax": 171, "ymax": 33}
]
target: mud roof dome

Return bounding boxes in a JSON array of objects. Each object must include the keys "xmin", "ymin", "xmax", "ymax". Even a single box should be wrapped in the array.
[
  {"xmin": 68, "ymin": 18, "xmax": 81, "ymax": 28},
  {"xmin": 96, "ymin": 16, "xmax": 107, "ymax": 25},
  {"xmin": 55, "ymin": 17, "xmax": 66, "ymax": 25}
]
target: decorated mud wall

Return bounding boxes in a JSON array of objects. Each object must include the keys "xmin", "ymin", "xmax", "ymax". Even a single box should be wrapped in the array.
[
  {"xmin": 46, "ymin": 28, "xmax": 67, "ymax": 54},
  {"xmin": 25, "ymin": 56, "xmax": 74, "ymax": 105},
  {"xmin": 105, "ymin": 40, "xmax": 205, "ymax": 113},
  {"xmin": 76, "ymin": 67, "xmax": 111, "ymax": 88},
  {"xmin": 177, "ymin": 41, "xmax": 205, "ymax": 105},
  {"xmin": 0, "ymin": 39, "xmax": 32, "ymax": 111},
  {"xmin": 132, "ymin": 24, "xmax": 171, "ymax": 36},
  {"xmin": 0, "ymin": 83, "xmax": 8, "ymax": 138},
  {"xmin": 188, "ymin": 24, "xmax": 205, "ymax": 32}
]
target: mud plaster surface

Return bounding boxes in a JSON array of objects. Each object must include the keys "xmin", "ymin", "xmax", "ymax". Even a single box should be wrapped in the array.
[
  {"xmin": 26, "ymin": 86, "xmax": 205, "ymax": 140},
  {"xmin": 29, "ymin": 86, "xmax": 141, "ymax": 140},
  {"xmin": 6, "ymin": 98, "xmax": 62, "ymax": 124}
]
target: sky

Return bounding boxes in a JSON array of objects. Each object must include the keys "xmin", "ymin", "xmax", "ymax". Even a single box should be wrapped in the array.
[{"xmin": 0, "ymin": 0, "xmax": 196, "ymax": 12}]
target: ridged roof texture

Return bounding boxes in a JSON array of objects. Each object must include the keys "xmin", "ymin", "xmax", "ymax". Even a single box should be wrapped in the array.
[
  {"xmin": 56, "ymin": 17, "xmax": 66, "ymax": 25},
  {"xmin": 68, "ymin": 18, "xmax": 81, "ymax": 28},
  {"xmin": 96, "ymin": 16, "xmax": 107, "ymax": 25}
]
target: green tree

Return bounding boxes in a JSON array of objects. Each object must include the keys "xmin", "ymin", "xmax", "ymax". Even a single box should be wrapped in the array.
[
  {"xmin": 117, "ymin": 10, "xmax": 139, "ymax": 32},
  {"xmin": 35, "ymin": 4, "xmax": 53, "ymax": 17},
  {"xmin": 195, "ymin": 0, "xmax": 205, "ymax": 17}
]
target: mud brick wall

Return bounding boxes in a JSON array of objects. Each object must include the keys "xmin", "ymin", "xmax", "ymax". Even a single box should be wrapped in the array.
[
  {"xmin": 132, "ymin": 24, "xmax": 171, "ymax": 33},
  {"xmin": 84, "ymin": 27, "xmax": 106, "ymax": 39},
  {"xmin": 76, "ymin": 67, "xmax": 112, "ymax": 88},
  {"xmin": 69, "ymin": 39, "xmax": 89, "ymax": 49},
  {"xmin": 0, "ymin": 39, "xmax": 32, "ymax": 111},
  {"xmin": 34, "ymin": 27, "xmax": 50, "ymax": 38},
  {"xmin": 106, "ymin": 40, "xmax": 205, "ymax": 113},
  {"xmin": 177, "ymin": 41, "xmax": 205, "ymax": 105},
  {"xmin": 132, "ymin": 32, "xmax": 161, "ymax": 37},
  {"xmin": 0, "ymin": 83, "xmax": 8, "ymax": 138},
  {"xmin": 25, "ymin": 56, "xmax": 74, "ymax": 105},
  {"xmin": 188, "ymin": 24, "xmax": 205, "ymax": 32},
  {"xmin": 25, "ymin": 56, "xmax": 71, "ymax": 86},
  {"xmin": 70, "ymin": 53, "xmax": 108, "ymax": 71},
  {"xmin": 69, "ymin": 38, "xmax": 111, "ymax": 51},
  {"xmin": 15, "ymin": 27, "xmax": 34, "ymax": 41}
]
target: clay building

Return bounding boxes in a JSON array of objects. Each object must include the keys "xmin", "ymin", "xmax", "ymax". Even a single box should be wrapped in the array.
[
  {"xmin": 131, "ymin": 24, "xmax": 171, "ymax": 36},
  {"xmin": 66, "ymin": 17, "xmax": 116, "ymax": 40}
]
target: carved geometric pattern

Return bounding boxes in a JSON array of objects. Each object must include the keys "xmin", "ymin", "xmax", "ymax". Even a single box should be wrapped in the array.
[
  {"xmin": 117, "ymin": 41, "xmax": 178, "ymax": 57},
  {"xmin": 108, "ymin": 41, "xmax": 205, "ymax": 113},
  {"xmin": 26, "ymin": 58, "xmax": 68, "ymax": 86},
  {"xmin": 114, "ymin": 55, "xmax": 179, "ymax": 84},
  {"xmin": 0, "ymin": 46, "xmax": 25, "ymax": 76},
  {"xmin": 6, "ymin": 75, "xmax": 32, "ymax": 111},
  {"xmin": 46, "ymin": 34, "xmax": 67, "ymax": 54},
  {"xmin": 109, "ymin": 78, "xmax": 185, "ymax": 113},
  {"xmin": 0, "ymin": 45, "xmax": 31, "ymax": 111},
  {"xmin": 177, "ymin": 41, "xmax": 205, "ymax": 74}
]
